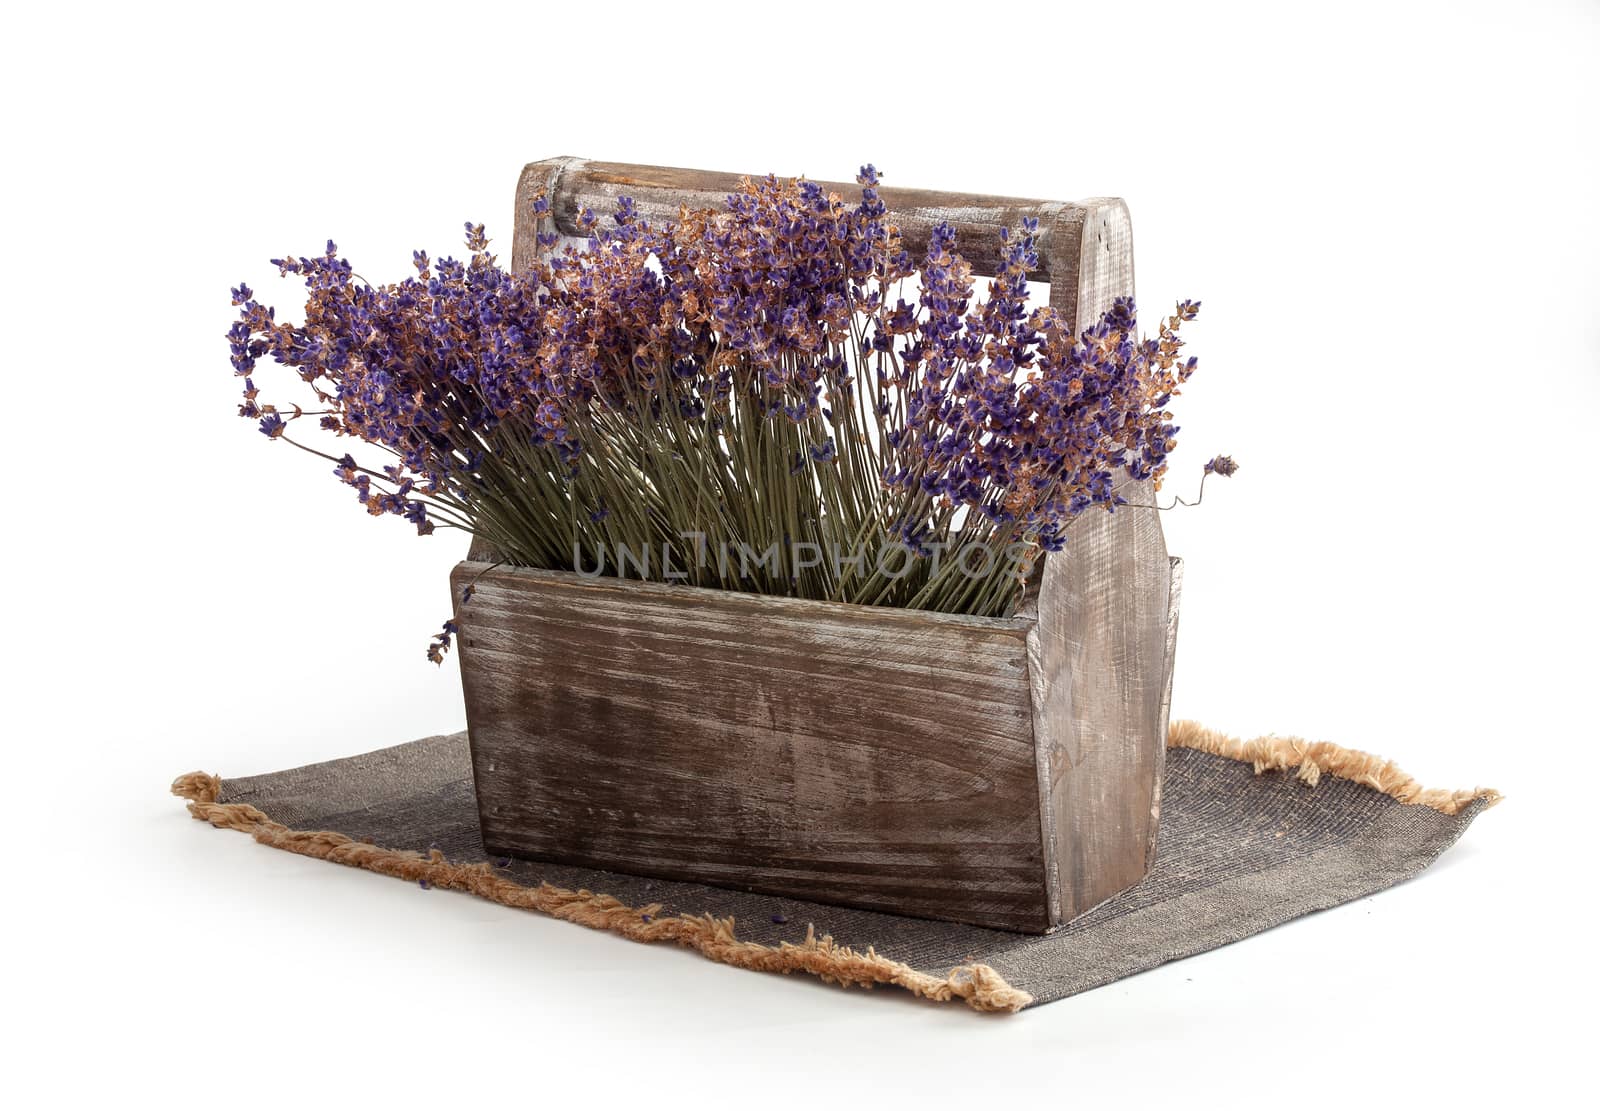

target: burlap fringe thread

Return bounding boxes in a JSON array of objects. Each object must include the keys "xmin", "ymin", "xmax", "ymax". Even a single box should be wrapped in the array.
[
  {"xmin": 172, "ymin": 722, "xmax": 1500, "ymax": 1013},
  {"xmin": 167, "ymin": 770, "xmax": 1030, "ymax": 1012},
  {"xmin": 1167, "ymin": 721, "xmax": 1503, "ymax": 817}
]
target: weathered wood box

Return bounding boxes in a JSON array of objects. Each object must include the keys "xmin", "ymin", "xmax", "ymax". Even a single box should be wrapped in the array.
[{"xmin": 452, "ymin": 159, "xmax": 1183, "ymax": 933}]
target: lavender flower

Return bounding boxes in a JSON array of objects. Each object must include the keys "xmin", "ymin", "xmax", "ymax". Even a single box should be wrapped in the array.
[
  {"xmin": 426, "ymin": 620, "xmax": 457, "ymax": 666},
  {"xmin": 230, "ymin": 167, "xmax": 1213, "ymax": 629}
]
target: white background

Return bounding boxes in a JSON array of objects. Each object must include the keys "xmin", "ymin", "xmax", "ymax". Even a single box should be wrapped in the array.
[{"xmin": 4, "ymin": 0, "xmax": 1595, "ymax": 1104}]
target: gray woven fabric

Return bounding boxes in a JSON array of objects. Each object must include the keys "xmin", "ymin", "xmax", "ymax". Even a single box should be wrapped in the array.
[{"xmin": 214, "ymin": 733, "xmax": 1488, "ymax": 1008}]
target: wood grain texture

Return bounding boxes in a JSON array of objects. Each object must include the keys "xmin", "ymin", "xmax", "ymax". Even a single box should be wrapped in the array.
[
  {"xmin": 1024, "ymin": 494, "xmax": 1172, "ymax": 921},
  {"xmin": 453, "ymin": 564, "xmax": 1052, "ymax": 932},
  {"xmin": 512, "ymin": 157, "xmax": 1132, "ymax": 332},
  {"xmin": 454, "ymin": 550, "xmax": 1183, "ymax": 932}
]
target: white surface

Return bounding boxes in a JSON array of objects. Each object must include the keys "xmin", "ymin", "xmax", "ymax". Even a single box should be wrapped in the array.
[{"xmin": 4, "ymin": 0, "xmax": 1595, "ymax": 1104}]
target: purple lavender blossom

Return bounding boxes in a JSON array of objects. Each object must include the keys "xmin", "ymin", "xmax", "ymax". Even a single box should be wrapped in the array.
[{"xmin": 230, "ymin": 166, "xmax": 1207, "ymax": 628}]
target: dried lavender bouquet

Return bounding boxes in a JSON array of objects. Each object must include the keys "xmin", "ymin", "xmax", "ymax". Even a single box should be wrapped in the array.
[{"xmin": 228, "ymin": 167, "xmax": 1218, "ymax": 659}]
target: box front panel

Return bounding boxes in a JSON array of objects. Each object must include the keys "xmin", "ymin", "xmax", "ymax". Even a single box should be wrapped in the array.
[{"xmin": 453, "ymin": 565, "xmax": 1051, "ymax": 932}]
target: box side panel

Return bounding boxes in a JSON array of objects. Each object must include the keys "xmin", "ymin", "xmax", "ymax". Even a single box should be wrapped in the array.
[
  {"xmin": 451, "ymin": 564, "xmax": 1052, "ymax": 932},
  {"xmin": 1031, "ymin": 490, "xmax": 1172, "ymax": 921}
]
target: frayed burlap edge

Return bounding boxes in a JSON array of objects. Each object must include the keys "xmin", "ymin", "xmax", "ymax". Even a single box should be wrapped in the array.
[
  {"xmin": 171, "ymin": 723, "xmax": 1498, "ymax": 1013},
  {"xmin": 169, "ymin": 771, "xmax": 1033, "ymax": 1013},
  {"xmin": 1167, "ymin": 720, "xmax": 1503, "ymax": 816}
]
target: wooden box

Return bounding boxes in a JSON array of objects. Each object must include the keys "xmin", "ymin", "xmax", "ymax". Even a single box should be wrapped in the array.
[{"xmin": 452, "ymin": 160, "xmax": 1182, "ymax": 933}]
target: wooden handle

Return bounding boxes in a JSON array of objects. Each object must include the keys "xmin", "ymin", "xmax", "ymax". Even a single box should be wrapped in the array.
[{"xmin": 512, "ymin": 157, "xmax": 1133, "ymax": 331}]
